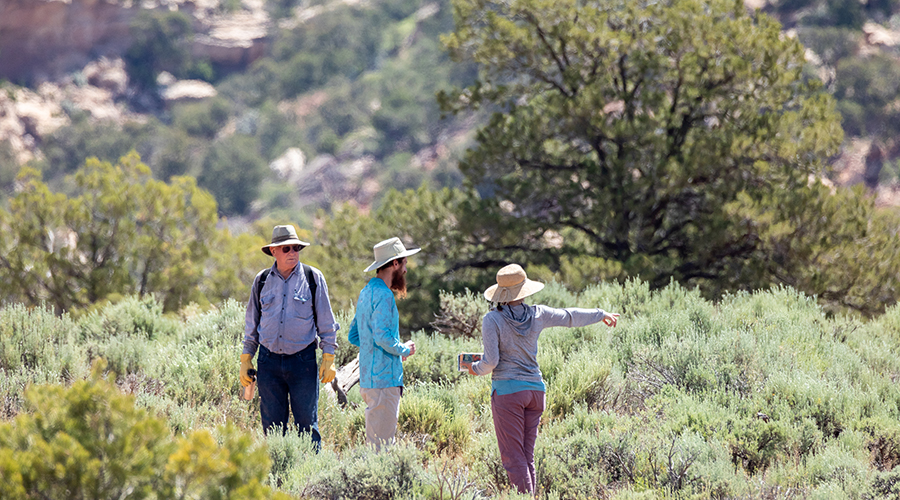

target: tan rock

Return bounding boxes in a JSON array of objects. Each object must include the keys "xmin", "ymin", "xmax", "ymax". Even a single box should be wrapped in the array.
[
  {"xmin": 0, "ymin": 0, "xmax": 136, "ymax": 82},
  {"xmin": 833, "ymin": 138, "xmax": 871, "ymax": 187},
  {"xmin": 269, "ymin": 147, "xmax": 306, "ymax": 182},
  {"xmin": 83, "ymin": 57, "xmax": 129, "ymax": 96},
  {"xmin": 161, "ymin": 79, "xmax": 217, "ymax": 102},
  {"xmin": 863, "ymin": 22, "xmax": 900, "ymax": 47}
]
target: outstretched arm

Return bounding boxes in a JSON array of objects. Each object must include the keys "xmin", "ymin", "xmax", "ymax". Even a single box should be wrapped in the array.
[{"xmin": 538, "ymin": 306, "xmax": 619, "ymax": 329}]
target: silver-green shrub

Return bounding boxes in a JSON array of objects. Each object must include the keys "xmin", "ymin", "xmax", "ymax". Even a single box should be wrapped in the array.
[
  {"xmin": 5, "ymin": 279, "xmax": 900, "ymax": 498},
  {"xmin": 0, "ymin": 303, "xmax": 82, "ymax": 376},
  {"xmin": 300, "ymin": 443, "xmax": 428, "ymax": 499}
]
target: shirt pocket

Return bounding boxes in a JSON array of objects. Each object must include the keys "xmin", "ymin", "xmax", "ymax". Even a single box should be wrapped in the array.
[
  {"xmin": 372, "ymin": 353, "xmax": 393, "ymax": 384},
  {"xmin": 289, "ymin": 300, "xmax": 314, "ymax": 320},
  {"xmin": 292, "ymin": 281, "xmax": 312, "ymax": 303},
  {"xmin": 260, "ymin": 292, "xmax": 277, "ymax": 311},
  {"xmin": 285, "ymin": 301, "xmax": 316, "ymax": 338}
]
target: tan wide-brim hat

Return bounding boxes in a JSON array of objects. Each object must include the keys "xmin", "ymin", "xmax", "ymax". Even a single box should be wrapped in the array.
[
  {"xmin": 261, "ymin": 225, "xmax": 311, "ymax": 256},
  {"xmin": 364, "ymin": 237, "xmax": 421, "ymax": 272},
  {"xmin": 483, "ymin": 264, "xmax": 545, "ymax": 303}
]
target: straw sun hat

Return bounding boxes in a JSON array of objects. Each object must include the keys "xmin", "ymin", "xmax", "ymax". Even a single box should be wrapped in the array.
[
  {"xmin": 363, "ymin": 237, "xmax": 421, "ymax": 272},
  {"xmin": 483, "ymin": 264, "xmax": 545, "ymax": 303}
]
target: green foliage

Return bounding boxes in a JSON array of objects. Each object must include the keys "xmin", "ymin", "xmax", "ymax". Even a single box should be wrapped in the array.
[
  {"xmin": 403, "ymin": 330, "xmax": 480, "ymax": 385},
  {"xmin": 5, "ymin": 280, "xmax": 900, "ymax": 497},
  {"xmin": 825, "ymin": 0, "xmax": 866, "ymax": 28},
  {"xmin": 441, "ymin": 0, "xmax": 849, "ymax": 305},
  {"xmin": 125, "ymin": 10, "xmax": 208, "ymax": 90},
  {"xmin": 736, "ymin": 184, "xmax": 900, "ymax": 316},
  {"xmin": 79, "ymin": 294, "xmax": 177, "ymax": 342},
  {"xmin": 0, "ymin": 303, "xmax": 83, "ymax": 378},
  {"xmin": 39, "ymin": 117, "xmax": 159, "ymax": 180},
  {"xmin": 206, "ymin": 227, "xmax": 273, "ymax": 306},
  {"xmin": 172, "ymin": 98, "xmax": 233, "ymax": 139},
  {"xmin": 304, "ymin": 185, "xmax": 504, "ymax": 330},
  {"xmin": 542, "ymin": 346, "xmax": 619, "ymax": 419},
  {"xmin": 265, "ymin": 0, "xmax": 302, "ymax": 19},
  {"xmin": 0, "ymin": 364, "xmax": 285, "ymax": 500},
  {"xmin": 270, "ymin": 7, "xmax": 385, "ymax": 98},
  {"xmin": 0, "ymin": 153, "xmax": 251, "ymax": 312},
  {"xmin": 399, "ymin": 389, "xmax": 473, "ymax": 453},
  {"xmin": 148, "ymin": 127, "xmax": 202, "ymax": 181},
  {"xmin": 535, "ymin": 410, "xmax": 636, "ymax": 496},
  {"xmin": 300, "ymin": 443, "xmax": 428, "ymax": 499},
  {"xmin": 198, "ymin": 135, "xmax": 267, "ymax": 215},
  {"xmin": 833, "ymin": 54, "xmax": 900, "ymax": 138},
  {"xmin": 796, "ymin": 27, "xmax": 859, "ymax": 71},
  {"xmin": 0, "ymin": 140, "xmax": 18, "ymax": 196},
  {"xmin": 431, "ymin": 288, "xmax": 490, "ymax": 338}
]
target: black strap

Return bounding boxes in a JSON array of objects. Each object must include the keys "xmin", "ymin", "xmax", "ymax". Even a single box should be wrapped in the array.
[
  {"xmin": 303, "ymin": 263, "xmax": 318, "ymax": 333},
  {"xmin": 255, "ymin": 265, "xmax": 317, "ymax": 333},
  {"xmin": 254, "ymin": 268, "xmax": 271, "ymax": 326}
]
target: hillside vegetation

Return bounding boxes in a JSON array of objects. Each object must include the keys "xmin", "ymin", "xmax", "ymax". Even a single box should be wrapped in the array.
[
  {"xmin": 3, "ymin": 283, "xmax": 900, "ymax": 498},
  {"xmin": 2, "ymin": 0, "xmax": 899, "ymax": 327}
]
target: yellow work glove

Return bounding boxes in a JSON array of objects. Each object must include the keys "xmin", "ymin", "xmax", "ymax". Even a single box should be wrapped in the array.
[
  {"xmin": 319, "ymin": 353, "xmax": 336, "ymax": 384},
  {"xmin": 240, "ymin": 354, "xmax": 254, "ymax": 387}
]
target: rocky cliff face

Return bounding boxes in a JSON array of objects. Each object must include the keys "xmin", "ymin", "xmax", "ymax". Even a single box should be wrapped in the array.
[
  {"xmin": 0, "ymin": 0, "xmax": 271, "ymax": 164},
  {"xmin": 0, "ymin": 0, "xmax": 137, "ymax": 83},
  {"xmin": 0, "ymin": 0, "xmax": 270, "ymax": 84}
]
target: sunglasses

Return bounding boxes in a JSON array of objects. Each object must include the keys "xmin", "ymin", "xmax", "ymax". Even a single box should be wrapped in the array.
[{"xmin": 279, "ymin": 245, "xmax": 303, "ymax": 253}]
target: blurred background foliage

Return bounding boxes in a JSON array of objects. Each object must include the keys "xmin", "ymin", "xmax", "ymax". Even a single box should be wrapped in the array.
[{"xmin": 0, "ymin": 0, "xmax": 898, "ymax": 326}]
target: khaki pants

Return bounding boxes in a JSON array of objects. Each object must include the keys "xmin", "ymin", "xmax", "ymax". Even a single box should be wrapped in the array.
[{"xmin": 359, "ymin": 386, "xmax": 402, "ymax": 451}]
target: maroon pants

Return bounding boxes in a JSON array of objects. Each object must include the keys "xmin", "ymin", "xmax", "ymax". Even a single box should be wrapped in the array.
[{"xmin": 491, "ymin": 390, "xmax": 545, "ymax": 494}]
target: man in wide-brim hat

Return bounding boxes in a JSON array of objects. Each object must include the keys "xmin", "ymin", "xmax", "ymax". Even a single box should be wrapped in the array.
[
  {"xmin": 461, "ymin": 263, "xmax": 620, "ymax": 494},
  {"xmin": 348, "ymin": 237, "xmax": 421, "ymax": 450},
  {"xmin": 240, "ymin": 225, "xmax": 340, "ymax": 450}
]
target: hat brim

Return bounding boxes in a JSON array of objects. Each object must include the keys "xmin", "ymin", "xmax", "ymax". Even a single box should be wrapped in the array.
[
  {"xmin": 262, "ymin": 239, "xmax": 310, "ymax": 255},
  {"xmin": 363, "ymin": 247, "xmax": 421, "ymax": 272},
  {"xmin": 484, "ymin": 279, "xmax": 544, "ymax": 303}
]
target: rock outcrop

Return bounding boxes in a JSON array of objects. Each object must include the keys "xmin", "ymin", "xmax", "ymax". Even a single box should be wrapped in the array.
[
  {"xmin": 0, "ymin": 0, "xmax": 270, "ymax": 84},
  {"xmin": 0, "ymin": 0, "xmax": 136, "ymax": 83}
]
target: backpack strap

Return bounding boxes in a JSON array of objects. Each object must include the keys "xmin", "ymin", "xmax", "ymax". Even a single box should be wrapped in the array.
[
  {"xmin": 303, "ymin": 263, "xmax": 318, "ymax": 333},
  {"xmin": 255, "ymin": 268, "xmax": 271, "ymax": 325}
]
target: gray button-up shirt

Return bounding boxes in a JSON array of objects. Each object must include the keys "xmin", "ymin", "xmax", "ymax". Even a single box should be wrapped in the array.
[{"xmin": 243, "ymin": 263, "xmax": 339, "ymax": 356}]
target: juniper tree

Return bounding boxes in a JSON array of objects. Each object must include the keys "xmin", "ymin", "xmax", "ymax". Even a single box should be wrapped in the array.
[{"xmin": 440, "ymin": 0, "xmax": 845, "ymax": 293}]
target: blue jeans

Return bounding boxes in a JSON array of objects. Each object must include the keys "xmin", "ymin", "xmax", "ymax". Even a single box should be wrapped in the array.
[{"xmin": 257, "ymin": 344, "xmax": 321, "ymax": 450}]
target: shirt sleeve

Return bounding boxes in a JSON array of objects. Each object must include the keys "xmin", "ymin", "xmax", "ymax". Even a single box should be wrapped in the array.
[
  {"xmin": 536, "ymin": 305, "xmax": 607, "ymax": 329},
  {"xmin": 311, "ymin": 269, "xmax": 340, "ymax": 355},
  {"xmin": 372, "ymin": 288, "xmax": 411, "ymax": 357},
  {"xmin": 471, "ymin": 315, "xmax": 499, "ymax": 376},
  {"xmin": 242, "ymin": 272, "xmax": 263, "ymax": 356},
  {"xmin": 347, "ymin": 315, "xmax": 360, "ymax": 347}
]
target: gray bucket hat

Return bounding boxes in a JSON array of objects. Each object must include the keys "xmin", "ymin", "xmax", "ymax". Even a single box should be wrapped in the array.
[
  {"xmin": 261, "ymin": 225, "xmax": 310, "ymax": 256},
  {"xmin": 364, "ymin": 237, "xmax": 421, "ymax": 272}
]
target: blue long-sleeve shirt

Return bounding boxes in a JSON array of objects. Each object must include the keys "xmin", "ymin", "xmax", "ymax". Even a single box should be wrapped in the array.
[
  {"xmin": 348, "ymin": 277, "xmax": 411, "ymax": 388},
  {"xmin": 243, "ymin": 263, "xmax": 339, "ymax": 356}
]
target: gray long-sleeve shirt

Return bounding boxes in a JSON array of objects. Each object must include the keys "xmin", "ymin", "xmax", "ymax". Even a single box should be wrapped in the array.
[
  {"xmin": 243, "ymin": 263, "xmax": 339, "ymax": 356},
  {"xmin": 471, "ymin": 304, "xmax": 607, "ymax": 382}
]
